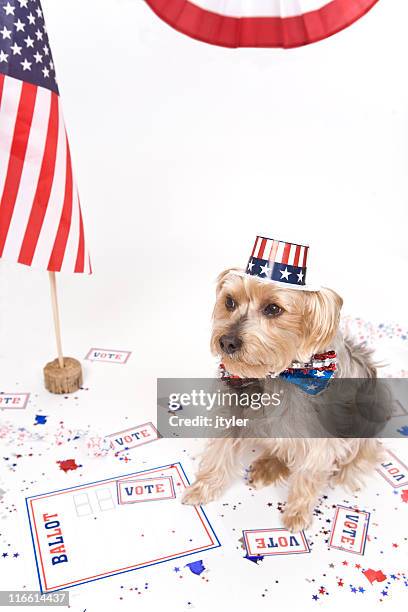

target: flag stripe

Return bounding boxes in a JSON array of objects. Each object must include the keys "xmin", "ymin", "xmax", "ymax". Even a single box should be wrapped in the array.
[
  {"xmin": 288, "ymin": 244, "xmax": 296, "ymax": 265},
  {"xmin": 299, "ymin": 246, "xmax": 305, "ymax": 267},
  {"xmin": 293, "ymin": 245, "xmax": 301, "ymax": 267},
  {"xmin": 262, "ymin": 239, "xmax": 272, "ymax": 260},
  {"xmin": 258, "ymin": 238, "xmax": 267, "ymax": 259},
  {"xmin": 282, "ymin": 242, "xmax": 291, "ymax": 265},
  {"xmin": 303, "ymin": 246, "xmax": 309, "ymax": 267},
  {"xmin": 0, "ymin": 82, "xmax": 37, "ymax": 256},
  {"xmin": 30, "ymin": 96, "xmax": 67, "ymax": 270},
  {"xmin": 60, "ymin": 181, "xmax": 79, "ymax": 273},
  {"xmin": 74, "ymin": 201, "xmax": 85, "ymax": 273},
  {"xmin": 0, "ymin": 76, "xmax": 22, "ymax": 208},
  {"xmin": 47, "ymin": 132, "xmax": 73, "ymax": 271},
  {"xmin": 251, "ymin": 236, "xmax": 259, "ymax": 258},
  {"xmin": 275, "ymin": 241, "xmax": 285, "ymax": 263},
  {"xmin": 18, "ymin": 92, "xmax": 59, "ymax": 265}
]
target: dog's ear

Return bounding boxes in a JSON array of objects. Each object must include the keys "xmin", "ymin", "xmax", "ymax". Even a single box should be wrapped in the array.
[
  {"xmin": 298, "ymin": 287, "xmax": 343, "ymax": 360},
  {"xmin": 215, "ymin": 268, "xmax": 242, "ymax": 295}
]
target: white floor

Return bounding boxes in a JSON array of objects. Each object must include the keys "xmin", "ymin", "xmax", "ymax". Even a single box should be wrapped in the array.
[{"xmin": 1, "ymin": 311, "xmax": 408, "ymax": 611}]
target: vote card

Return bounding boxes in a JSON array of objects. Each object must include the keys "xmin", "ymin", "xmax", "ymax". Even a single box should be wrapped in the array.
[
  {"xmin": 376, "ymin": 449, "xmax": 408, "ymax": 488},
  {"xmin": 243, "ymin": 528, "xmax": 310, "ymax": 556},
  {"xmin": 106, "ymin": 422, "xmax": 160, "ymax": 453},
  {"xmin": 0, "ymin": 392, "xmax": 30, "ymax": 409},
  {"xmin": 85, "ymin": 348, "xmax": 131, "ymax": 364},
  {"xmin": 116, "ymin": 476, "xmax": 175, "ymax": 504},
  {"xmin": 26, "ymin": 463, "xmax": 220, "ymax": 593},
  {"xmin": 328, "ymin": 505, "xmax": 370, "ymax": 555}
]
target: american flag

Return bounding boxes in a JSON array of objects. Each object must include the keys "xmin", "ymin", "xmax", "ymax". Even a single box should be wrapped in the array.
[{"xmin": 0, "ymin": 0, "xmax": 91, "ymax": 274}]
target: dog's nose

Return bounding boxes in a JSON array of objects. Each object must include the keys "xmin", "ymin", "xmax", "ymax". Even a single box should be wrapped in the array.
[{"xmin": 219, "ymin": 334, "xmax": 242, "ymax": 355}]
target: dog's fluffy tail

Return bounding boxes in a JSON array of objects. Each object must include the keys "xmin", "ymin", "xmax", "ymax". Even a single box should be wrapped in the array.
[{"xmin": 343, "ymin": 334, "xmax": 378, "ymax": 378}]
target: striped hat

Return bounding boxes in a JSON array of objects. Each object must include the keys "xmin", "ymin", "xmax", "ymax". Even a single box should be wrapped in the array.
[{"xmin": 246, "ymin": 236, "xmax": 319, "ymax": 291}]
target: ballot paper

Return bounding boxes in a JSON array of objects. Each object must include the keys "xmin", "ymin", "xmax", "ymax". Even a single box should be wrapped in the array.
[{"xmin": 26, "ymin": 463, "xmax": 220, "ymax": 593}]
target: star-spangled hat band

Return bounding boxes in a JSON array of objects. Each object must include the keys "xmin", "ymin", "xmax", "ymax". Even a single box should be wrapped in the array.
[{"xmin": 246, "ymin": 236, "xmax": 320, "ymax": 291}]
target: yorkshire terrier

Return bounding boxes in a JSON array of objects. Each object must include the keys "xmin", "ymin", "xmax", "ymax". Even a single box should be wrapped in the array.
[{"xmin": 182, "ymin": 267, "xmax": 385, "ymax": 532}]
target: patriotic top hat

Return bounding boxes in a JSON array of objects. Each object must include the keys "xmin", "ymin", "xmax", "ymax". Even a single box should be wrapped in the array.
[{"xmin": 246, "ymin": 236, "xmax": 319, "ymax": 291}]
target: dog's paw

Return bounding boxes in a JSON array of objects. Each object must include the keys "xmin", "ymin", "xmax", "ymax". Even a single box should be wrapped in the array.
[
  {"xmin": 248, "ymin": 456, "xmax": 289, "ymax": 490},
  {"xmin": 248, "ymin": 459, "xmax": 269, "ymax": 490},
  {"xmin": 282, "ymin": 508, "xmax": 311, "ymax": 533},
  {"xmin": 182, "ymin": 481, "xmax": 221, "ymax": 506}
]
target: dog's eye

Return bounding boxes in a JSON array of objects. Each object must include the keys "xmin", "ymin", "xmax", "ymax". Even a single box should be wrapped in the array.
[
  {"xmin": 225, "ymin": 296, "xmax": 237, "ymax": 311},
  {"xmin": 263, "ymin": 303, "xmax": 283, "ymax": 317}
]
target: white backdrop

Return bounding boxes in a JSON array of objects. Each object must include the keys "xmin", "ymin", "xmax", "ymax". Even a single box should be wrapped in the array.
[{"xmin": 1, "ymin": 0, "xmax": 407, "ymax": 389}]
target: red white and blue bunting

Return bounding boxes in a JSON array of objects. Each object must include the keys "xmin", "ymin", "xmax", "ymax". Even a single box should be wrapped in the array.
[{"xmin": 145, "ymin": 0, "xmax": 379, "ymax": 48}]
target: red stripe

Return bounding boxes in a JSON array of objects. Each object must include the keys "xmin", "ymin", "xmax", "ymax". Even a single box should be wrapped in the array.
[
  {"xmin": 18, "ymin": 93, "xmax": 59, "ymax": 266},
  {"xmin": 74, "ymin": 202, "xmax": 85, "ymax": 273},
  {"xmin": 47, "ymin": 134, "xmax": 72, "ymax": 271},
  {"xmin": 250, "ymin": 237, "xmax": 259, "ymax": 258},
  {"xmin": 293, "ymin": 245, "xmax": 301, "ymax": 267},
  {"xmin": 0, "ymin": 83, "xmax": 37, "ymax": 256},
  {"xmin": 282, "ymin": 243, "xmax": 291, "ymax": 265},
  {"xmin": 145, "ymin": 0, "xmax": 379, "ymax": 48},
  {"xmin": 303, "ymin": 246, "xmax": 309, "ymax": 267},
  {"xmin": 258, "ymin": 238, "xmax": 267, "ymax": 259}
]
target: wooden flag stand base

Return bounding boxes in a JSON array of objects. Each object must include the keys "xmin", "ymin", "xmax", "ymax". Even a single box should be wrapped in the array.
[
  {"xmin": 44, "ymin": 357, "xmax": 83, "ymax": 394},
  {"xmin": 43, "ymin": 272, "xmax": 83, "ymax": 395}
]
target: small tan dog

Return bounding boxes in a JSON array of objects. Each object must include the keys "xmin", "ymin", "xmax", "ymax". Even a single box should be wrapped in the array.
[{"xmin": 182, "ymin": 237, "xmax": 383, "ymax": 532}]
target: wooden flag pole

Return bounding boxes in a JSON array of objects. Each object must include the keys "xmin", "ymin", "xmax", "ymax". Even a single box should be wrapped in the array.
[
  {"xmin": 49, "ymin": 272, "xmax": 64, "ymax": 369},
  {"xmin": 43, "ymin": 272, "xmax": 83, "ymax": 394}
]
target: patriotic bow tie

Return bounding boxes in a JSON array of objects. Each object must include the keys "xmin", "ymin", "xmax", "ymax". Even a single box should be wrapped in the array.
[{"xmin": 220, "ymin": 351, "xmax": 337, "ymax": 395}]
